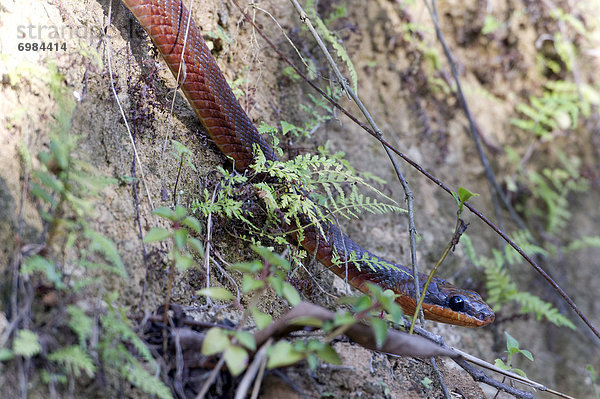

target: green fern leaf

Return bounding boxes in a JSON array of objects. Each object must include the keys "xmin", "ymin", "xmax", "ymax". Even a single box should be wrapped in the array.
[{"xmin": 48, "ymin": 345, "xmax": 96, "ymax": 378}]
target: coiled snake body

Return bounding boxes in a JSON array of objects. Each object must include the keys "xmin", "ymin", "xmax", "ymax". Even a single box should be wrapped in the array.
[{"xmin": 121, "ymin": 0, "xmax": 495, "ymax": 327}]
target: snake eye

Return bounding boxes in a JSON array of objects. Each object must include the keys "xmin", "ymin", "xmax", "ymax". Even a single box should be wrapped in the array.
[{"xmin": 448, "ymin": 295, "xmax": 465, "ymax": 312}]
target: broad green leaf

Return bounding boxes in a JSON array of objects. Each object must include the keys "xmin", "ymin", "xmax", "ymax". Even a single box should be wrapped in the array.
[
  {"xmin": 316, "ymin": 345, "xmax": 341, "ymax": 365},
  {"xmin": 370, "ymin": 317, "xmax": 387, "ymax": 349},
  {"xmin": 242, "ymin": 275, "xmax": 264, "ymax": 293},
  {"xmin": 520, "ymin": 349, "xmax": 534, "ymax": 362},
  {"xmin": 234, "ymin": 331, "xmax": 256, "ymax": 351},
  {"xmin": 201, "ymin": 328, "xmax": 230, "ymax": 355},
  {"xmin": 224, "ymin": 345, "xmax": 248, "ymax": 376},
  {"xmin": 332, "ymin": 312, "xmax": 355, "ymax": 328},
  {"xmin": 282, "ymin": 282, "xmax": 301, "ymax": 306},
  {"xmin": 421, "ymin": 377, "xmax": 433, "ymax": 389},
  {"xmin": 458, "ymin": 187, "xmax": 479, "ymax": 204},
  {"xmin": 152, "ymin": 207, "xmax": 173, "ymax": 220},
  {"xmin": 267, "ymin": 341, "xmax": 304, "ymax": 369},
  {"xmin": 505, "ymin": 332, "xmax": 519, "ymax": 351},
  {"xmin": 387, "ymin": 306, "xmax": 404, "ymax": 324},
  {"xmin": 377, "ymin": 289, "xmax": 396, "ymax": 309},
  {"xmin": 365, "ymin": 282, "xmax": 383, "ymax": 297},
  {"xmin": 173, "ymin": 229, "xmax": 187, "ymax": 250},
  {"xmin": 197, "ymin": 287, "xmax": 234, "ymax": 301},
  {"xmin": 307, "ymin": 353, "xmax": 318, "ymax": 370},
  {"xmin": 143, "ymin": 227, "xmax": 170, "ymax": 243},
  {"xmin": 182, "ymin": 216, "xmax": 202, "ymax": 233},
  {"xmin": 267, "ymin": 275, "xmax": 283, "ymax": 296},
  {"xmin": 494, "ymin": 358, "xmax": 511, "ymax": 371},
  {"xmin": 174, "ymin": 205, "xmax": 187, "ymax": 221},
  {"xmin": 353, "ymin": 295, "xmax": 372, "ymax": 313},
  {"xmin": 306, "ymin": 339, "xmax": 323, "ymax": 352},
  {"xmin": 252, "ymin": 245, "xmax": 289, "ymax": 271},
  {"xmin": 252, "ymin": 308, "xmax": 273, "ymax": 330},
  {"xmin": 174, "ymin": 252, "xmax": 194, "ymax": 271},
  {"xmin": 513, "ymin": 368, "xmax": 527, "ymax": 377},
  {"xmin": 187, "ymin": 237, "xmax": 205, "ymax": 257}
]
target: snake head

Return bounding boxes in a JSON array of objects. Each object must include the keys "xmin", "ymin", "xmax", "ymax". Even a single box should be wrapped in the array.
[{"xmin": 420, "ymin": 280, "xmax": 495, "ymax": 327}]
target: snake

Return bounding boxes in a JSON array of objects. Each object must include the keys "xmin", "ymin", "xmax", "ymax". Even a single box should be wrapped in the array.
[{"xmin": 120, "ymin": 0, "xmax": 495, "ymax": 327}]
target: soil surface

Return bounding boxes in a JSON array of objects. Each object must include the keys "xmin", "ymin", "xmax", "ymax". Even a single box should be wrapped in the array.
[{"xmin": 1, "ymin": 0, "xmax": 599, "ymax": 398}]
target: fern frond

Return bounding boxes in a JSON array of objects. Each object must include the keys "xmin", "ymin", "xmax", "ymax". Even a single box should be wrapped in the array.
[
  {"xmin": 510, "ymin": 292, "xmax": 576, "ymax": 329},
  {"xmin": 101, "ymin": 311, "xmax": 155, "ymax": 366},
  {"xmin": 67, "ymin": 306, "xmax": 93, "ymax": 347},
  {"xmin": 125, "ymin": 359, "xmax": 173, "ymax": 399},
  {"xmin": 482, "ymin": 256, "xmax": 517, "ymax": 310},
  {"xmin": 48, "ymin": 346, "xmax": 96, "ymax": 378},
  {"xmin": 505, "ymin": 230, "xmax": 548, "ymax": 265},
  {"xmin": 312, "ymin": 12, "xmax": 358, "ymax": 94}
]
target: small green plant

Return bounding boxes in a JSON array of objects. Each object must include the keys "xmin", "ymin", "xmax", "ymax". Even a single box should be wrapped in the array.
[
  {"xmin": 5, "ymin": 63, "xmax": 172, "ymax": 399},
  {"xmin": 420, "ymin": 377, "xmax": 433, "ymax": 390},
  {"xmin": 257, "ymin": 89, "xmax": 343, "ymax": 142},
  {"xmin": 481, "ymin": 15, "xmax": 504, "ymax": 35},
  {"xmin": 227, "ymin": 75, "xmax": 248, "ymax": 101},
  {"xmin": 143, "ymin": 205, "xmax": 204, "ymax": 271},
  {"xmin": 494, "ymin": 332, "xmax": 534, "ymax": 377}
]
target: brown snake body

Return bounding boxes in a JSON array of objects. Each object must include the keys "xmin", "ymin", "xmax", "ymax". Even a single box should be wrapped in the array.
[{"xmin": 121, "ymin": 0, "xmax": 494, "ymax": 327}]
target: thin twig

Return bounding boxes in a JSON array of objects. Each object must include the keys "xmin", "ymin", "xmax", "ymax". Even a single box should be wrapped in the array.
[
  {"xmin": 250, "ymin": 342, "xmax": 269, "ymax": 399},
  {"xmin": 454, "ymin": 357, "xmax": 536, "ymax": 399},
  {"xmin": 123, "ymin": 29, "xmax": 152, "ymax": 313},
  {"xmin": 106, "ymin": 0, "xmax": 155, "ymax": 212},
  {"xmin": 195, "ymin": 355, "xmax": 226, "ymax": 399},
  {"xmin": 162, "ymin": 258, "xmax": 176, "ymax": 355},
  {"xmin": 430, "ymin": 357, "xmax": 450, "ymax": 398},
  {"xmin": 235, "ymin": 338, "xmax": 273, "ymax": 399},
  {"xmin": 210, "ymin": 255, "xmax": 241, "ymax": 304},
  {"xmin": 203, "ymin": 185, "xmax": 219, "ymax": 306}
]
